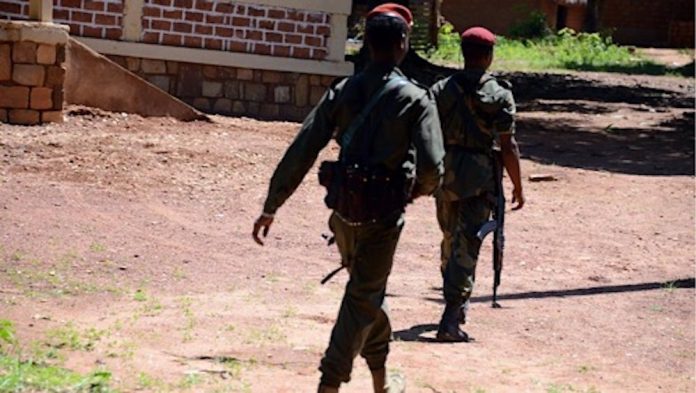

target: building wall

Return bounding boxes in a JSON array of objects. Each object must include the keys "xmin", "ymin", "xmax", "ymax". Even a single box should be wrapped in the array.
[
  {"xmin": 441, "ymin": 0, "xmax": 542, "ymax": 35},
  {"xmin": 0, "ymin": 0, "xmax": 352, "ymax": 120}
]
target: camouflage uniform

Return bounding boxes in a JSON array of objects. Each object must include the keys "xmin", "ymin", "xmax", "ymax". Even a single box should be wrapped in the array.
[
  {"xmin": 430, "ymin": 69, "xmax": 515, "ymax": 309},
  {"xmin": 263, "ymin": 64, "xmax": 444, "ymax": 387}
]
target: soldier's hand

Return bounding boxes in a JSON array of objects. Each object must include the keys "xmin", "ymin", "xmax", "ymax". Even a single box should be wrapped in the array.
[
  {"xmin": 252, "ymin": 213, "xmax": 275, "ymax": 246},
  {"xmin": 511, "ymin": 188, "xmax": 525, "ymax": 210}
]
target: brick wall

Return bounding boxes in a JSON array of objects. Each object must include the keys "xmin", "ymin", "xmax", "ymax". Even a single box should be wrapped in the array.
[
  {"xmin": 0, "ymin": 0, "xmax": 124, "ymax": 39},
  {"xmin": 141, "ymin": 0, "xmax": 331, "ymax": 60}
]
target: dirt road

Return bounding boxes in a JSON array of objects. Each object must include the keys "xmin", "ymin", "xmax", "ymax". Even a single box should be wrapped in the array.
[{"xmin": 1, "ymin": 71, "xmax": 694, "ymax": 392}]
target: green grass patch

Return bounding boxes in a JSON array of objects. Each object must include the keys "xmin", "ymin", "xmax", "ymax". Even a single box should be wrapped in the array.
[{"xmin": 423, "ymin": 24, "xmax": 683, "ymax": 76}]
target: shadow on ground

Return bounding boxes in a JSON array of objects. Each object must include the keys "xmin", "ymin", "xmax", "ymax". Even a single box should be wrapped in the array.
[{"xmin": 517, "ymin": 112, "xmax": 695, "ymax": 176}]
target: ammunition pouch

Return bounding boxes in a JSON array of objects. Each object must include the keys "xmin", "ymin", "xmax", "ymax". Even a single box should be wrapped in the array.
[{"xmin": 319, "ymin": 160, "xmax": 411, "ymax": 224}]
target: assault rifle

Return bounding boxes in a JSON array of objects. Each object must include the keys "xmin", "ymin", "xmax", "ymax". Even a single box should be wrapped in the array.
[{"xmin": 476, "ymin": 150, "xmax": 505, "ymax": 308}]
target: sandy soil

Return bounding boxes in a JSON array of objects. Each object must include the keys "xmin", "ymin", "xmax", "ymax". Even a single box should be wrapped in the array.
[{"xmin": 0, "ymin": 71, "xmax": 694, "ymax": 393}]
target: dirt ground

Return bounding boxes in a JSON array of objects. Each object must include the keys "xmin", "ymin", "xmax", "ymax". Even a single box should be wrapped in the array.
[{"xmin": 1, "ymin": 70, "xmax": 694, "ymax": 393}]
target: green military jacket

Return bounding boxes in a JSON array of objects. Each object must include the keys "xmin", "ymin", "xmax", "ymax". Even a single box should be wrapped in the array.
[
  {"xmin": 263, "ymin": 64, "xmax": 445, "ymax": 215},
  {"xmin": 431, "ymin": 70, "xmax": 516, "ymax": 201}
]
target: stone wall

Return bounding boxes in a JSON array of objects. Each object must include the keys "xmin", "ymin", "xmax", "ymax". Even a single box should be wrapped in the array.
[
  {"xmin": 107, "ymin": 54, "xmax": 335, "ymax": 121},
  {"xmin": 0, "ymin": 21, "xmax": 69, "ymax": 125}
]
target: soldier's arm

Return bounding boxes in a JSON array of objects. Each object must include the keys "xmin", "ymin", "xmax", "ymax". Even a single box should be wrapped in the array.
[
  {"xmin": 411, "ymin": 92, "xmax": 445, "ymax": 196},
  {"xmin": 496, "ymin": 89, "xmax": 525, "ymax": 210},
  {"xmin": 262, "ymin": 86, "xmax": 340, "ymax": 215}
]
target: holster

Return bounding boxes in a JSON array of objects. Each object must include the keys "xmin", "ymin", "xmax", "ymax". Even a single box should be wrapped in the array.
[{"xmin": 319, "ymin": 160, "xmax": 411, "ymax": 224}]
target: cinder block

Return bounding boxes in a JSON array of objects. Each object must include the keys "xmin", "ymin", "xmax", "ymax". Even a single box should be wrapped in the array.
[
  {"xmin": 243, "ymin": 83, "xmax": 266, "ymax": 102},
  {"xmin": 202, "ymin": 81, "xmax": 222, "ymax": 97},
  {"xmin": 0, "ymin": 86, "xmax": 30, "ymax": 108},
  {"xmin": 213, "ymin": 98, "xmax": 232, "ymax": 113},
  {"xmin": 9, "ymin": 109, "xmax": 40, "ymax": 125},
  {"xmin": 13, "ymin": 64, "xmax": 46, "ymax": 86},
  {"xmin": 36, "ymin": 44, "xmax": 56, "ymax": 65},
  {"xmin": 274, "ymin": 86, "xmax": 290, "ymax": 104},
  {"xmin": 30, "ymin": 87, "xmax": 53, "ymax": 110}
]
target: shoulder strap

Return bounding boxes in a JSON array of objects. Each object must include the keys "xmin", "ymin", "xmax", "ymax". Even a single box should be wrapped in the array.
[{"xmin": 339, "ymin": 76, "xmax": 407, "ymax": 150}]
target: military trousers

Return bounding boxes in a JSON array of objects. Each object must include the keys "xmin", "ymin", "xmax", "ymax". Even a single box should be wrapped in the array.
[
  {"xmin": 437, "ymin": 194, "xmax": 491, "ymax": 304},
  {"xmin": 319, "ymin": 211, "xmax": 404, "ymax": 388}
]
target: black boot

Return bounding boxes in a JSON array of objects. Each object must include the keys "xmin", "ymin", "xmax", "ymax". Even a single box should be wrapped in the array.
[{"xmin": 436, "ymin": 302, "xmax": 470, "ymax": 342}]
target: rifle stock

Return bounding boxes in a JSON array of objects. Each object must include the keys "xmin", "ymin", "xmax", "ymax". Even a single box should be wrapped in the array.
[{"xmin": 491, "ymin": 150, "xmax": 505, "ymax": 308}]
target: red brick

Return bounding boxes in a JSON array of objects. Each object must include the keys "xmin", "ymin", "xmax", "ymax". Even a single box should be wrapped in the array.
[
  {"xmin": 36, "ymin": 44, "xmax": 56, "ymax": 65},
  {"xmin": 30, "ymin": 87, "xmax": 53, "ymax": 110},
  {"xmin": 82, "ymin": 26, "xmax": 103, "ymax": 38},
  {"xmin": 162, "ymin": 34, "xmax": 183, "ymax": 46},
  {"xmin": 259, "ymin": 20, "xmax": 274, "ymax": 30},
  {"xmin": 305, "ymin": 36, "xmax": 322, "ymax": 47},
  {"xmin": 163, "ymin": 9, "xmax": 183, "ymax": 19},
  {"xmin": 13, "ymin": 42, "xmax": 37, "ymax": 64},
  {"xmin": 278, "ymin": 22, "xmax": 295, "ymax": 32},
  {"xmin": 60, "ymin": 0, "xmax": 81, "ymax": 7},
  {"xmin": 216, "ymin": 27, "xmax": 233, "ymax": 37},
  {"xmin": 205, "ymin": 38, "xmax": 223, "ymax": 50},
  {"xmin": 262, "ymin": 70, "xmax": 283, "ymax": 84},
  {"xmin": 268, "ymin": 9, "xmax": 285, "ymax": 19},
  {"xmin": 143, "ymin": 6, "xmax": 161, "ymax": 17},
  {"xmin": 184, "ymin": 36, "xmax": 203, "ymax": 48},
  {"xmin": 293, "ymin": 47, "xmax": 310, "ymax": 59},
  {"xmin": 152, "ymin": 0, "xmax": 170, "ymax": 6},
  {"xmin": 313, "ymin": 49, "xmax": 328, "ymax": 60},
  {"xmin": 266, "ymin": 32, "xmax": 282, "ymax": 42},
  {"xmin": 215, "ymin": 2, "xmax": 233, "ymax": 13},
  {"xmin": 185, "ymin": 11, "xmax": 203, "ymax": 22},
  {"xmin": 254, "ymin": 44, "xmax": 271, "ymax": 55},
  {"xmin": 105, "ymin": 28, "xmax": 121, "ymax": 40},
  {"xmin": 55, "ymin": 45, "xmax": 66, "ymax": 64},
  {"xmin": 42, "ymin": 111, "xmax": 63, "ymax": 123},
  {"xmin": 52, "ymin": 88, "xmax": 64, "ymax": 110},
  {"xmin": 107, "ymin": 2, "xmax": 122, "ymax": 12},
  {"xmin": 306, "ymin": 12, "xmax": 324, "ymax": 23},
  {"xmin": 0, "ymin": 3, "xmax": 21, "ymax": 14},
  {"xmin": 245, "ymin": 30, "xmax": 262, "ymax": 40},
  {"xmin": 227, "ymin": 41, "xmax": 246, "ymax": 52},
  {"xmin": 195, "ymin": 0, "xmax": 212, "ymax": 11},
  {"xmin": 95, "ymin": 14, "xmax": 116, "ymax": 25},
  {"xmin": 142, "ymin": 32, "xmax": 160, "ymax": 43},
  {"xmin": 53, "ymin": 9, "xmax": 69, "ymax": 20},
  {"xmin": 45, "ymin": 66, "xmax": 66, "ymax": 87},
  {"xmin": 316, "ymin": 25, "xmax": 331, "ymax": 36},
  {"xmin": 287, "ymin": 10, "xmax": 304, "ymax": 21},
  {"xmin": 173, "ymin": 22, "xmax": 192, "ymax": 33},
  {"xmin": 195, "ymin": 25, "xmax": 213, "ymax": 34},
  {"xmin": 67, "ymin": 24, "xmax": 81, "ymax": 35},
  {"xmin": 273, "ymin": 45, "xmax": 291, "ymax": 57},
  {"xmin": 71, "ymin": 11, "xmax": 93, "ymax": 23},
  {"xmin": 83, "ymin": 0, "xmax": 104, "ymax": 11},
  {"xmin": 247, "ymin": 6, "xmax": 265, "ymax": 17},
  {"xmin": 173, "ymin": 0, "xmax": 193, "ymax": 7},
  {"xmin": 141, "ymin": 18, "xmax": 150, "ymax": 29},
  {"xmin": 205, "ymin": 14, "xmax": 224, "ymax": 24},
  {"xmin": 9, "ymin": 109, "xmax": 40, "ymax": 125},
  {"xmin": 151, "ymin": 20, "xmax": 171, "ymax": 30},
  {"xmin": 297, "ymin": 24, "xmax": 314, "ymax": 34},
  {"xmin": 0, "ymin": 86, "xmax": 30, "ymax": 108},
  {"xmin": 234, "ymin": 4, "xmax": 246, "ymax": 14},
  {"xmin": 285, "ymin": 34, "xmax": 302, "ymax": 44},
  {"xmin": 231, "ymin": 17, "xmax": 250, "ymax": 27}
]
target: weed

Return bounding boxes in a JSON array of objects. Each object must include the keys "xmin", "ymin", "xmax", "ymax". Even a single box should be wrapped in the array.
[
  {"xmin": 178, "ymin": 372, "xmax": 203, "ymax": 389},
  {"xmin": 245, "ymin": 323, "xmax": 286, "ymax": 346},
  {"xmin": 133, "ymin": 288, "xmax": 148, "ymax": 302},
  {"xmin": 663, "ymin": 281, "xmax": 678, "ymax": 293},
  {"xmin": 45, "ymin": 323, "xmax": 104, "ymax": 351},
  {"xmin": 282, "ymin": 306, "xmax": 298, "ymax": 319},
  {"xmin": 10, "ymin": 251, "xmax": 24, "ymax": 262},
  {"xmin": 178, "ymin": 297, "xmax": 197, "ymax": 342},
  {"xmin": 137, "ymin": 371, "xmax": 165, "ymax": 390},
  {"xmin": 90, "ymin": 242, "xmax": 107, "ymax": 253}
]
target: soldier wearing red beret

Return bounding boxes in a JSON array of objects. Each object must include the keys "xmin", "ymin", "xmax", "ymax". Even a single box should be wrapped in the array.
[
  {"xmin": 253, "ymin": 3, "xmax": 444, "ymax": 391},
  {"xmin": 431, "ymin": 26, "xmax": 525, "ymax": 342}
]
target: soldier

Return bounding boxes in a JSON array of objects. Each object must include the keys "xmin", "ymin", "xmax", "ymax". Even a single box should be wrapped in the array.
[
  {"xmin": 431, "ymin": 27, "xmax": 525, "ymax": 342},
  {"xmin": 252, "ymin": 4, "xmax": 445, "ymax": 392}
]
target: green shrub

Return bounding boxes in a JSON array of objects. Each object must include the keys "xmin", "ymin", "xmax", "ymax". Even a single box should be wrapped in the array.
[{"xmin": 509, "ymin": 11, "xmax": 552, "ymax": 39}]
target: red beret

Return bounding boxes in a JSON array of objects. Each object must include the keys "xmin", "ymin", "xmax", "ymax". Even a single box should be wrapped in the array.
[
  {"xmin": 461, "ymin": 27, "xmax": 497, "ymax": 46},
  {"xmin": 366, "ymin": 3, "xmax": 413, "ymax": 29}
]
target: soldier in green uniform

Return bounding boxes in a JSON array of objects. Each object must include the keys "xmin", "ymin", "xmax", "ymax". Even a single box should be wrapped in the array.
[
  {"xmin": 252, "ymin": 4, "xmax": 445, "ymax": 391},
  {"xmin": 431, "ymin": 27, "xmax": 525, "ymax": 342}
]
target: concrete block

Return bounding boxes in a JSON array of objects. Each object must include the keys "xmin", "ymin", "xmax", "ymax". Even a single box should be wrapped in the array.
[
  {"xmin": 294, "ymin": 75, "xmax": 309, "ymax": 107},
  {"xmin": 9, "ymin": 109, "xmax": 40, "ymax": 125},
  {"xmin": 262, "ymin": 70, "xmax": 283, "ymax": 84},
  {"xmin": 141, "ymin": 59, "xmax": 167, "ymax": 74},
  {"xmin": 237, "ymin": 68, "xmax": 253, "ymax": 81},
  {"xmin": 126, "ymin": 57, "xmax": 141, "ymax": 72},
  {"xmin": 13, "ymin": 64, "xmax": 45, "ymax": 86},
  {"xmin": 147, "ymin": 75, "xmax": 171, "ymax": 92},
  {"xmin": 0, "ymin": 44, "xmax": 10, "ymax": 81},
  {"xmin": 224, "ymin": 81, "xmax": 240, "ymax": 99},
  {"xmin": 213, "ymin": 98, "xmax": 232, "ymax": 113},
  {"xmin": 202, "ymin": 81, "xmax": 222, "ymax": 97},
  {"xmin": 30, "ymin": 87, "xmax": 53, "ymax": 109},
  {"xmin": 274, "ymin": 86, "xmax": 290, "ymax": 104},
  {"xmin": 36, "ymin": 44, "xmax": 56, "ymax": 65},
  {"xmin": 232, "ymin": 101, "xmax": 245, "ymax": 114},
  {"xmin": 0, "ymin": 86, "xmax": 30, "ymax": 108},
  {"xmin": 310, "ymin": 86, "xmax": 325, "ymax": 105},
  {"xmin": 12, "ymin": 42, "xmax": 37, "ymax": 64},
  {"xmin": 243, "ymin": 83, "xmax": 266, "ymax": 101},
  {"xmin": 192, "ymin": 97, "xmax": 210, "ymax": 111},
  {"xmin": 42, "ymin": 111, "xmax": 63, "ymax": 123}
]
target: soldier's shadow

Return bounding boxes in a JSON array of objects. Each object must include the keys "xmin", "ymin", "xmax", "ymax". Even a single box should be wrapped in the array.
[{"xmin": 393, "ymin": 324, "xmax": 471, "ymax": 343}]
